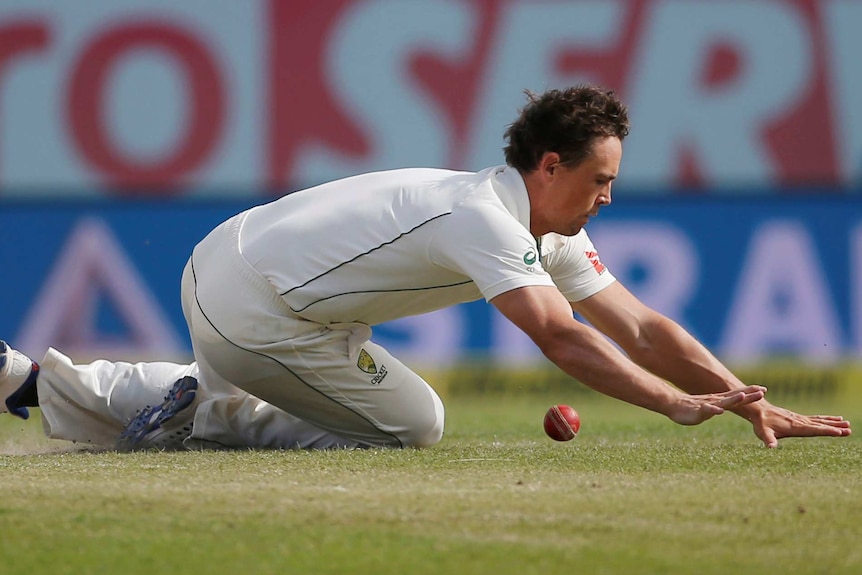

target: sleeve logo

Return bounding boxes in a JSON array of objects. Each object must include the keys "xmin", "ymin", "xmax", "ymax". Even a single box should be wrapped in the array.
[
  {"xmin": 523, "ymin": 249, "xmax": 537, "ymax": 265},
  {"xmin": 585, "ymin": 250, "xmax": 606, "ymax": 274}
]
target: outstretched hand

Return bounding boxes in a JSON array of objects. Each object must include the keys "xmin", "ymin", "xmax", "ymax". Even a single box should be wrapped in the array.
[
  {"xmin": 669, "ymin": 389, "xmax": 853, "ymax": 447},
  {"xmin": 669, "ymin": 386, "xmax": 767, "ymax": 426},
  {"xmin": 745, "ymin": 402, "xmax": 852, "ymax": 448}
]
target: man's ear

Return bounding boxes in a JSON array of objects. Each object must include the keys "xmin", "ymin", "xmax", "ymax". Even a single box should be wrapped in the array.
[{"xmin": 539, "ymin": 152, "xmax": 561, "ymax": 178}]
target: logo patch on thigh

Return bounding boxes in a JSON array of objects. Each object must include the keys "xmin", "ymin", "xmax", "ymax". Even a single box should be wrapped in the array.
[
  {"xmin": 357, "ymin": 348, "xmax": 377, "ymax": 374},
  {"xmin": 357, "ymin": 348, "xmax": 388, "ymax": 385}
]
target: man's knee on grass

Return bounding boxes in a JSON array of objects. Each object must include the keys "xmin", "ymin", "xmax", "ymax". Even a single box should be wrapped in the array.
[
  {"xmin": 395, "ymin": 404, "xmax": 445, "ymax": 449},
  {"xmin": 407, "ymin": 415, "xmax": 444, "ymax": 448}
]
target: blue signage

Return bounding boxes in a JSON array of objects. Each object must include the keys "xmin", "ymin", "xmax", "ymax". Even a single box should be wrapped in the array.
[{"xmin": 1, "ymin": 193, "xmax": 859, "ymax": 365}]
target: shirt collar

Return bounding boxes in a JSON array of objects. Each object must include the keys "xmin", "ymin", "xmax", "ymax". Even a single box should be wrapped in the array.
[{"xmin": 489, "ymin": 165, "xmax": 531, "ymax": 231}]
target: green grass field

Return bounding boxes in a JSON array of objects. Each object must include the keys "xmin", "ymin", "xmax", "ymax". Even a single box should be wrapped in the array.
[{"xmin": 0, "ymin": 392, "xmax": 859, "ymax": 575}]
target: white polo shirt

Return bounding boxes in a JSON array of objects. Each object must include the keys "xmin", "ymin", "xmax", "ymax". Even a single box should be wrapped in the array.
[{"xmin": 238, "ymin": 165, "xmax": 615, "ymax": 325}]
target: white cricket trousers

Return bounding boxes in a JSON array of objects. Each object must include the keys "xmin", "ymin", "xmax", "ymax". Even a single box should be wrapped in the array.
[{"xmin": 36, "ymin": 214, "xmax": 445, "ymax": 450}]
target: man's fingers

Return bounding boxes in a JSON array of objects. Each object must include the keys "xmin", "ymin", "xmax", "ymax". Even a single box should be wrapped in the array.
[
  {"xmin": 740, "ymin": 389, "xmax": 765, "ymax": 405},
  {"xmin": 811, "ymin": 415, "xmax": 851, "ymax": 425},
  {"xmin": 785, "ymin": 420, "xmax": 853, "ymax": 438},
  {"xmin": 703, "ymin": 403, "xmax": 724, "ymax": 416},
  {"xmin": 762, "ymin": 428, "xmax": 779, "ymax": 449},
  {"xmin": 812, "ymin": 418, "xmax": 852, "ymax": 432},
  {"xmin": 675, "ymin": 387, "xmax": 768, "ymax": 426},
  {"xmin": 717, "ymin": 389, "xmax": 764, "ymax": 409},
  {"xmin": 716, "ymin": 391, "xmax": 745, "ymax": 408},
  {"xmin": 758, "ymin": 411, "xmax": 853, "ymax": 446}
]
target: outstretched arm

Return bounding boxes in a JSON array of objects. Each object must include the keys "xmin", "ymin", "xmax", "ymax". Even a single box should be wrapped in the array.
[
  {"xmin": 573, "ymin": 282, "xmax": 852, "ymax": 447},
  {"xmin": 491, "ymin": 285, "xmax": 765, "ymax": 426}
]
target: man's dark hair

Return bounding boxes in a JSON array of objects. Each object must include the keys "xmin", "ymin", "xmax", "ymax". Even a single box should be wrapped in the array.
[{"xmin": 503, "ymin": 85, "xmax": 630, "ymax": 172}]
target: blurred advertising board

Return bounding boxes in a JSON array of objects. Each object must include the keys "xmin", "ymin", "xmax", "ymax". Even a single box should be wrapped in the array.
[
  {"xmin": 0, "ymin": 194, "xmax": 858, "ymax": 365},
  {"xmin": 0, "ymin": 0, "xmax": 860, "ymax": 196}
]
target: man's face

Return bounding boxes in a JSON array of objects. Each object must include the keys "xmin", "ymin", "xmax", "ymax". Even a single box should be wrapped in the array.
[{"xmin": 537, "ymin": 136, "xmax": 622, "ymax": 236}]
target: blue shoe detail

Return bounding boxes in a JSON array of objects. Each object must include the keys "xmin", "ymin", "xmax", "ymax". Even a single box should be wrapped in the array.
[{"xmin": 117, "ymin": 376, "xmax": 198, "ymax": 451}]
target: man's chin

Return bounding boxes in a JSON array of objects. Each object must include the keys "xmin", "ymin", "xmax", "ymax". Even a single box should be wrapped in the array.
[{"xmin": 561, "ymin": 224, "xmax": 584, "ymax": 236}]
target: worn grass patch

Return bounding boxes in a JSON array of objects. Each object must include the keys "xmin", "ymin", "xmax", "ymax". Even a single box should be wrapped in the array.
[{"xmin": 0, "ymin": 393, "xmax": 858, "ymax": 575}]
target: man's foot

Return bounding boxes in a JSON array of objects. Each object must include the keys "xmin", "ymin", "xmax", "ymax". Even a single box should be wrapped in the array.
[
  {"xmin": 0, "ymin": 340, "xmax": 39, "ymax": 420},
  {"xmin": 116, "ymin": 376, "xmax": 198, "ymax": 451}
]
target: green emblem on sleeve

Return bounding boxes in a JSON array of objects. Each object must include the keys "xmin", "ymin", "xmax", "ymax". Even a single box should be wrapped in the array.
[{"xmin": 523, "ymin": 249, "xmax": 537, "ymax": 265}]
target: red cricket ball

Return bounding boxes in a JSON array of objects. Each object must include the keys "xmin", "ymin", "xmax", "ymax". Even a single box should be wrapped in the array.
[{"xmin": 543, "ymin": 404, "xmax": 581, "ymax": 441}]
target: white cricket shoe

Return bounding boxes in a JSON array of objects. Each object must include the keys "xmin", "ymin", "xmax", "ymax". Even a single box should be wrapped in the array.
[
  {"xmin": 0, "ymin": 340, "xmax": 39, "ymax": 420},
  {"xmin": 116, "ymin": 375, "xmax": 198, "ymax": 451}
]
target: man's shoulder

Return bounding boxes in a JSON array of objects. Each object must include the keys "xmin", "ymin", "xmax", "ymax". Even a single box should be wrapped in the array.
[{"xmin": 369, "ymin": 167, "xmax": 477, "ymax": 185}]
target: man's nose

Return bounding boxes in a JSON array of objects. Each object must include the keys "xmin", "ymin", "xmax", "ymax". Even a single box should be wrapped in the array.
[{"xmin": 598, "ymin": 186, "xmax": 612, "ymax": 206}]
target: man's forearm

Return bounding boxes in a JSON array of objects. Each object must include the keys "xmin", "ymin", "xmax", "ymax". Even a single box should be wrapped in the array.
[
  {"xmin": 626, "ymin": 315, "xmax": 744, "ymax": 393},
  {"xmin": 544, "ymin": 324, "xmax": 684, "ymax": 417},
  {"xmin": 627, "ymin": 315, "xmax": 767, "ymax": 417}
]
